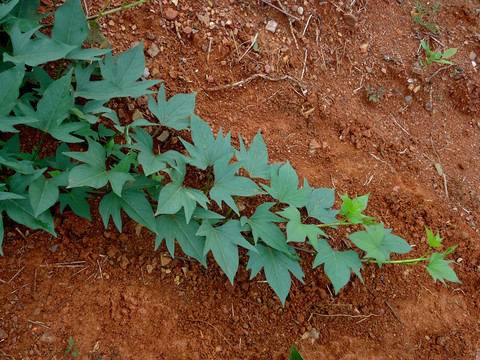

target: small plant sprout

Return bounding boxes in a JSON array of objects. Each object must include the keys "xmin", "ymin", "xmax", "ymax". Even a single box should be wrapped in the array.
[
  {"xmin": 65, "ymin": 336, "xmax": 79, "ymax": 358},
  {"xmin": 420, "ymin": 40, "xmax": 457, "ymax": 67},
  {"xmin": 365, "ymin": 86, "xmax": 386, "ymax": 103}
]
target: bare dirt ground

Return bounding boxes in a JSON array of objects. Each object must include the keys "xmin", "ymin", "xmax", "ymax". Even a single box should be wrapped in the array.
[{"xmin": 1, "ymin": 0, "xmax": 480, "ymax": 359}]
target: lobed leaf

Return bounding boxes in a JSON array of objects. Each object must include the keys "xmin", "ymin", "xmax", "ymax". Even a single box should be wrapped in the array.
[
  {"xmin": 247, "ymin": 243, "xmax": 304, "ymax": 306},
  {"xmin": 210, "ymin": 160, "xmax": 263, "ymax": 215},
  {"xmin": 427, "ymin": 252, "xmax": 461, "ymax": 284},
  {"xmin": 310, "ymin": 238, "xmax": 363, "ymax": 293},
  {"xmin": 180, "ymin": 115, "xmax": 235, "ymax": 170},
  {"xmin": 241, "ymin": 202, "xmax": 290, "ymax": 254},
  {"xmin": 277, "ymin": 206, "xmax": 325, "ymax": 243},
  {"xmin": 348, "ymin": 224, "xmax": 412, "ymax": 267},
  {"xmin": 261, "ymin": 161, "xmax": 309, "ymax": 207},
  {"xmin": 51, "ymin": 0, "xmax": 87, "ymax": 47},
  {"xmin": 0, "ymin": 64, "xmax": 25, "ymax": 117},
  {"xmin": 197, "ymin": 219, "xmax": 254, "ymax": 284},
  {"xmin": 305, "ymin": 187, "xmax": 339, "ymax": 225},
  {"xmin": 235, "ymin": 131, "xmax": 270, "ymax": 179},
  {"xmin": 59, "ymin": 188, "xmax": 92, "ymax": 220},
  {"xmin": 155, "ymin": 212, "xmax": 207, "ymax": 266},
  {"xmin": 148, "ymin": 85, "xmax": 193, "ymax": 131}
]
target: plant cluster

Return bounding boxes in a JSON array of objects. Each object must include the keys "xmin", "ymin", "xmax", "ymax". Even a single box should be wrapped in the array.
[
  {"xmin": 365, "ymin": 86, "xmax": 386, "ymax": 103},
  {"xmin": 0, "ymin": 0, "xmax": 460, "ymax": 305},
  {"xmin": 411, "ymin": 1, "xmax": 441, "ymax": 34},
  {"xmin": 419, "ymin": 39, "xmax": 457, "ymax": 67}
]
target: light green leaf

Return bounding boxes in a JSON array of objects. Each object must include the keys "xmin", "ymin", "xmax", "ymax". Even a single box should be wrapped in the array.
[
  {"xmin": 59, "ymin": 188, "xmax": 92, "ymax": 220},
  {"xmin": 235, "ymin": 131, "xmax": 270, "ymax": 179},
  {"xmin": 261, "ymin": 161, "xmax": 310, "ymax": 207},
  {"xmin": 425, "ymin": 226, "xmax": 443, "ymax": 247},
  {"xmin": 305, "ymin": 187, "xmax": 339, "ymax": 224},
  {"xmin": 310, "ymin": 237, "xmax": 363, "ymax": 293},
  {"xmin": 148, "ymin": 85, "xmax": 193, "ymax": 131},
  {"xmin": 0, "ymin": 116, "xmax": 37, "ymax": 133},
  {"xmin": 52, "ymin": 0, "xmax": 87, "ymax": 47},
  {"xmin": 197, "ymin": 219, "xmax": 254, "ymax": 284},
  {"xmin": 427, "ymin": 252, "xmax": 461, "ymax": 284},
  {"xmin": 442, "ymin": 48, "xmax": 457, "ymax": 59},
  {"xmin": 0, "ymin": 64, "xmax": 25, "ymax": 117},
  {"xmin": 277, "ymin": 206, "xmax": 325, "ymax": 242},
  {"xmin": 155, "ymin": 212, "xmax": 207, "ymax": 266},
  {"xmin": 210, "ymin": 160, "xmax": 263, "ymax": 215},
  {"xmin": 348, "ymin": 224, "xmax": 412, "ymax": 267},
  {"xmin": 241, "ymin": 202, "xmax": 290, "ymax": 254},
  {"xmin": 180, "ymin": 115, "xmax": 235, "ymax": 170},
  {"xmin": 339, "ymin": 193, "xmax": 375, "ymax": 224},
  {"xmin": 247, "ymin": 243, "xmax": 304, "ymax": 306}
]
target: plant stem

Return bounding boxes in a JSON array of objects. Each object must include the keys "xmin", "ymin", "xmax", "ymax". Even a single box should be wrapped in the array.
[
  {"xmin": 86, "ymin": 0, "xmax": 149, "ymax": 21},
  {"xmin": 32, "ymin": 132, "xmax": 47, "ymax": 162}
]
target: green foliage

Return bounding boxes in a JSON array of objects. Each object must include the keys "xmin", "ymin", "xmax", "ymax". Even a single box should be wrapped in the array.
[
  {"xmin": 412, "ymin": 1, "xmax": 441, "ymax": 34},
  {"xmin": 289, "ymin": 345, "xmax": 304, "ymax": 360},
  {"xmin": 420, "ymin": 40, "xmax": 457, "ymax": 67},
  {"xmin": 0, "ymin": 0, "xmax": 461, "ymax": 306},
  {"xmin": 65, "ymin": 336, "xmax": 79, "ymax": 358}
]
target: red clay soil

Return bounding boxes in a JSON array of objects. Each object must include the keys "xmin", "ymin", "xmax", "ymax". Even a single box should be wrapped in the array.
[{"xmin": 1, "ymin": 0, "xmax": 480, "ymax": 359}]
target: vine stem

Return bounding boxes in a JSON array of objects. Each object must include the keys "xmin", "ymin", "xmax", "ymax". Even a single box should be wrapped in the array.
[{"xmin": 86, "ymin": 0, "xmax": 149, "ymax": 21}]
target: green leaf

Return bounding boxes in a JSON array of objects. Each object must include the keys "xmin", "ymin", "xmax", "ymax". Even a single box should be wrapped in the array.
[
  {"xmin": 180, "ymin": 115, "xmax": 235, "ymax": 170},
  {"xmin": 148, "ymin": 85, "xmax": 193, "ymax": 131},
  {"xmin": 99, "ymin": 188, "xmax": 157, "ymax": 234},
  {"xmin": 277, "ymin": 206, "xmax": 325, "ymax": 242},
  {"xmin": 75, "ymin": 42, "xmax": 160, "ymax": 100},
  {"xmin": 339, "ymin": 193, "xmax": 375, "ymax": 224},
  {"xmin": 241, "ymin": 202, "xmax": 290, "ymax": 254},
  {"xmin": 0, "ymin": 116, "xmax": 37, "ymax": 133},
  {"xmin": 0, "ymin": 64, "xmax": 25, "ymax": 117},
  {"xmin": 3, "ymin": 24, "xmax": 76, "ymax": 66},
  {"xmin": 425, "ymin": 226, "xmax": 443, "ymax": 247},
  {"xmin": 129, "ymin": 127, "xmax": 168, "ymax": 176},
  {"xmin": 289, "ymin": 345, "xmax": 304, "ymax": 360},
  {"xmin": 155, "ymin": 212, "xmax": 207, "ymax": 266},
  {"xmin": 247, "ymin": 243, "xmax": 304, "ymax": 306},
  {"xmin": 305, "ymin": 187, "xmax": 339, "ymax": 224},
  {"xmin": 236, "ymin": 131, "xmax": 270, "ymax": 180},
  {"xmin": 210, "ymin": 160, "xmax": 263, "ymax": 215},
  {"xmin": 197, "ymin": 219, "xmax": 254, "ymax": 284},
  {"xmin": 260, "ymin": 161, "xmax": 309, "ymax": 207},
  {"xmin": 52, "ymin": 0, "xmax": 87, "ymax": 47},
  {"xmin": 59, "ymin": 188, "xmax": 92, "ymax": 220},
  {"xmin": 155, "ymin": 156, "xmax": 209, "ymax": 222},
  {"xmin": 65, "ymin": 138, "xmax": 133, "ymax": 196},
  {"xmin": 0, "ymin": 0, "xmax": 19, "ymax": 22},
  {"xmin": 348, "ymin": 224, "xmax": 412, "ymax": 267},
  {"xmin": 28, "ymin": 174, "xmax": 60, "ymax": 217},
  {"xmin": 427, "ymin": 252, "xmax": 461, "ymax": 284},
  {"xmin": 310, "ymin": 237, "xmax": 363, "ymax": 293},
  {"xmin": 28, "ymin": 71, "xmax": 83, "ymax": 142},
  {"xmin": 442, "ymin": 48, "xmax": 457, "ymax": 59},
  {"xmin": 3, "ymin": 197, "xmax": 55, "ymax": 235}
]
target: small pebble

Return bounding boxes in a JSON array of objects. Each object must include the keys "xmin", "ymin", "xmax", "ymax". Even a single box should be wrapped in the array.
[
  {"xmin": 266, "ymin": 20, "xmax": 278, "ymax": 33},
  {"xmin": 164, "ymin": 8, "xmax": 179, "ymax": 21},
  {"xmin": 148, "ymin": 44, "xmax": 159, "ymax": 57},
  {"xmin": 470, "ymin": 51, "xmax": 477, "ymax": 61},
  {"xmin": 424, "ymin": 102, "xmax": 433, "ymax": 112},
  {"xmin": 157, "ymin": 130, "xmax": 170, "ymax": 142},
  {"xmin": 404, "ymin": 95, "xmax": 413, "ymax": 105},
  {"xmin": 297, "ymin": 6, "xmax": 304, "ymax": 15},
  {"xmin": 0, "ymin": 328, "xmax": 8, "ymax": 340},
  {"xmin": 343, "ymin": 13, "xmax": 358, "ymax": 28}
]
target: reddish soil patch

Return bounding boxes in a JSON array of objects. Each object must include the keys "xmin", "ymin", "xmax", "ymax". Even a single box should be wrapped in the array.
[{"xmin": 1, "ymin": 0, "xmax": 480, "ymax": 359}]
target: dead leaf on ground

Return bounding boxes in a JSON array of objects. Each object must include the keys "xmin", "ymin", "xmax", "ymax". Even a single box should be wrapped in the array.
[{"xmin": 301, "ymin": 328, "xmax": 320, "ymax": 344}]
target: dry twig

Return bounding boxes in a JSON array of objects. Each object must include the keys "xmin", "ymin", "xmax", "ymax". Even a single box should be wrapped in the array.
[
  {"xmin": 205, "ymin": 73, "xmax": 307, "ymax": 91},
  {"xmin": 261, "ymin": 0, "xmax": 301, "ymax": 21},
  {"xmin": 186, "ymin": 318, "xmax": 232, "ymax": 346}
]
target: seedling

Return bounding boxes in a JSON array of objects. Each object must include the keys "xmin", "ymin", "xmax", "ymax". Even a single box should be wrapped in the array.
[
  {"xmin": 411, "ymin": 1, "xmax": 441, "ymax": 34},
  {"xmin": 65, "ymin": 336, "xmax": 79, "ymax": 358},
  {"xmin": 420, "ymin": 39, "xmax": 457, "ymax": 67},
  {"xmin": 365, "ymin": 86, "xmax": 386, "ymax": 103}
]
